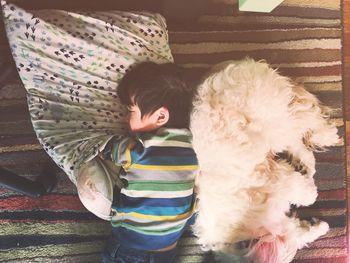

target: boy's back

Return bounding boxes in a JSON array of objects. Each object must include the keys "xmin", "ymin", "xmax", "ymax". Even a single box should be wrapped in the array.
[{"xmin": 103, "ymin": 127, "xmax": 198, "ymax": 250}]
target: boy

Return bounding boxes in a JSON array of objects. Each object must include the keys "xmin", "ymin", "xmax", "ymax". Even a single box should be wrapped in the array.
[{"xmin": 100, "ymin": 62, "xmax": 198, "ymax": 262}]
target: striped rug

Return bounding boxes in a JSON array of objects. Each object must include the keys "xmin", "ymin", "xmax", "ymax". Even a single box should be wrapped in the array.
[{"xmin": 0, "ymin": 0, "xmax": 347, "ymax": 262}]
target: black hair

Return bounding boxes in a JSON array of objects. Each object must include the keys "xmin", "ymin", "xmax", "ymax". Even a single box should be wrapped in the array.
[{"xmin": 117, "ymin": 62, "xmax": 193, "ymax": 129}]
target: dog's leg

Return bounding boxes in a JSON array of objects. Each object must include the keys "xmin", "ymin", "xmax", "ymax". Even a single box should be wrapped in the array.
[
  {"xmin": 286, "ymin": 144, "xmax": 316, "ymax": 178},
  {"xmin": 289, "ymin": 85, "xmax": 340, "ymax": 151},
  {"xmin": 271, "ymin": 159, "xmax": 317, "ymax": 207}
]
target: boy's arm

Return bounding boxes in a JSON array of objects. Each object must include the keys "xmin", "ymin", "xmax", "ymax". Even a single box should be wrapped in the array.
[{"xmin": 101, "ymin": 136, "xmax": 135, "ymax": 167}]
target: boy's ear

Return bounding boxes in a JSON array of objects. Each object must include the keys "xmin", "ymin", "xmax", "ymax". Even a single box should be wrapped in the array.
[{"xmin": 155, "ymin": 107, "xmax": 169, "ymax": 127}]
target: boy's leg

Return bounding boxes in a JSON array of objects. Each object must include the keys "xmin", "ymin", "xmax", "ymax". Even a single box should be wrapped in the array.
[
  {"xmin": 101, "ymin": 232, "xmax": 152, "ymax": 263},
  {"xmin": 150, "ymin": 247, "xmax": 177, "ymax": 263},
  {"xmin": 101, "ymin": 235, "xmax": 122, "ymax": 263}
]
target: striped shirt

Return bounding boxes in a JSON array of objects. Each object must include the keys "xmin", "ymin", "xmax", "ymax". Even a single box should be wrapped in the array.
[{"xmin": 102, "ymin": 128, "xmax": 198, "ymax": 251}]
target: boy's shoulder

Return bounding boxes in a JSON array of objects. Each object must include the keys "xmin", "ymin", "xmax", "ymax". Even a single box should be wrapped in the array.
[
  {"xmin": 136, "ymin": 128, "xmax": 193, "ymax": 147},
  {"xmin": 134, "ymin": 128, "xmax": 198, "ymax": 166}
]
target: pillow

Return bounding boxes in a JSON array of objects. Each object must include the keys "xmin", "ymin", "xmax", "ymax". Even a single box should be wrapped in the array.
[{"xmin": 1, "ymin": 0, "xmax": 173, "ymax": 184}]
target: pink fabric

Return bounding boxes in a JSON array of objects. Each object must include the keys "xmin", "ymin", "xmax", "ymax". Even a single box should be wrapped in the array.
[{"xmin": 247, "ymin": 235, "xmax": 295, "ymax": 263}]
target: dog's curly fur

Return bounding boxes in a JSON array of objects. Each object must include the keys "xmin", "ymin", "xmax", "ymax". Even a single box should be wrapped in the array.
[{"xmin": 190, "ymin": 58, "xmax": 340, "ymax": 262}]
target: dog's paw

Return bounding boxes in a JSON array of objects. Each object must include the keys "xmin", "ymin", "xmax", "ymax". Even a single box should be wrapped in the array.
[
  {"xmin": 294, "ymin": 219, "xmax": 329, "ymax": 249},
  {"xmin": 311, "ymin": 218, "xmax": 329, "ymax": 235}
]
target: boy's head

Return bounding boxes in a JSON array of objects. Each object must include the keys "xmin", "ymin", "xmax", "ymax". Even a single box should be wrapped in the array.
[{"xmin": 117, "ymin": 62, "xmax": 193, "ymax": 132}]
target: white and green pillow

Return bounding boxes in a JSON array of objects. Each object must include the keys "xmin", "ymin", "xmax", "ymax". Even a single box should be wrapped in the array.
[{"xmin": 1, "ymin": 0, "xmax": 173, "ymax": 183}]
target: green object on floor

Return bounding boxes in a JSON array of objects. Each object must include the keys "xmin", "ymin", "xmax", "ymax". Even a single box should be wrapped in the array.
[{"xmin": 239, "ymin": 0, "xmax": 284, "ymax": 12}]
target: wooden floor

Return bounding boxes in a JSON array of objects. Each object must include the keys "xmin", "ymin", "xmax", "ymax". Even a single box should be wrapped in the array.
[{"xmin": 345, "ymin": 0, "xmax": 350, "ymax": 251}]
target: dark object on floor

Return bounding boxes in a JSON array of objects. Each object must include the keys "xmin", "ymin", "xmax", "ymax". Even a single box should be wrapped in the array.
[{"xmin": 0, "ymin": 161, "xmax": 58, "ymax": 198}]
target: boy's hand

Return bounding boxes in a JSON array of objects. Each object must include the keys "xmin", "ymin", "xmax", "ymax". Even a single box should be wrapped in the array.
[{"xmin": 100, "ymin": 157, "xmax": 126, "ymax": 190}]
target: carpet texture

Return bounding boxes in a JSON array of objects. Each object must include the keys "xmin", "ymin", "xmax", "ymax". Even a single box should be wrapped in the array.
[{"xmin": 0, "ymin": 0, "xmax": 347, "ymax": 262}]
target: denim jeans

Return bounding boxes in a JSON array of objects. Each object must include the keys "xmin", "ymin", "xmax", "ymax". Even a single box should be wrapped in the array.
[{"xmin": 101, "ymin": 236, "xmax": 177, "ymax": 263}]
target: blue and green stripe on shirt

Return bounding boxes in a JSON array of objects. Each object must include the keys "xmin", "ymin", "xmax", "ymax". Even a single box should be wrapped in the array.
[{"xmin": 102, "ymin": 128, "xmax": 198, "ymax": 251}]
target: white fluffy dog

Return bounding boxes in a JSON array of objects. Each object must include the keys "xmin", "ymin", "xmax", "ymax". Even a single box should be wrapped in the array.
[{"xmin": 190, "ymin": 58, "xmax": 340, "ymax": 263}]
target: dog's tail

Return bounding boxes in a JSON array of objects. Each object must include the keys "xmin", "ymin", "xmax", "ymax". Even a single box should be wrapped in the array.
[{"xmin": 245, "ymin": 234, "xmax": 297, "ymax": 263}]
